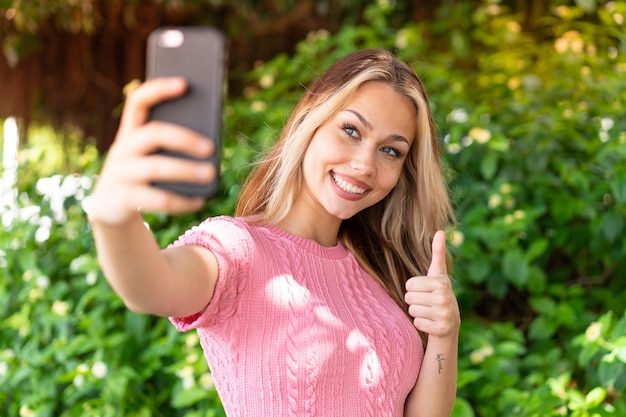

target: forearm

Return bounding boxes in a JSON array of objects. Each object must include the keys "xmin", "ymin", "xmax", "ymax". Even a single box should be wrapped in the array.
[
  {"xmin": 405, "ymin": 334, "xmax": 458, "ymax": 417},
  {"xmin": 91, "ymin": 214, "xmax": 180, "ymax": 315}
]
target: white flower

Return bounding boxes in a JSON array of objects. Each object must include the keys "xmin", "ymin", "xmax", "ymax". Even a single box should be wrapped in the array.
[
  {"xmin": 35, "ymin": 225, "xmax": 51, "ymax": 243},
  {"xmin": 259, "ymin": 74, "xmax": 274, "ymax": 89},
  {"xmin": 36, "ymin": 275, "xmax": 50, "ymax": 289},
  {"xmin": 70, "ymin": 255, "xmax": 89, "ymax": 272},
  {"xmin": 1, "ymin": 349, "xmax": 15, "ymax": 360},
  {"xmin": 176, "ymin": 365, "xmax": 194, "ymax": 379},
  {"xmin": 446, "ymin": 143, "xmax": 462, "ymax": 154},
  {"xmin": 73, "ymin": 374, "xmax": 85, "ymax": 388},
  {"xmin": 77, "ymin": 363, "xmax": 89, "ymax": 373},
  {"xmin": 182, "ymin": 376, "xmax": 195, "ymax": 390},
  {"xmin": 92, "ymin": 361, "xmax": 108, "ymax": 379},
  {"xmin": 450, "ymin": 230, "xmax": 464, "ymax": 247},
  {"xmin": 585, "ymin": 322, "xmax": 603, "ymax": 342},
  {"xmin": 61, "ymin": 175, "xmax": 80, "ymax": 197},
  {"xmin": 22, "ymin": 270, "xmax": 34, "ymax": 282},
  {"xmin": 469, "ymin": 127, "xmax": 491, "ymax": 144},
  {"xmin": 185, "ymin": 334, "xmax": 199, "ymax": 348},
  {"xmin": 200, "ymin": 373, "xmax": 214, "ymax": 389},
  {"xmin": 80, "ymin": 176, "xmax": 93, "ymax": 191},
  {"xmin": 448, "ymin": 108, "xmax": 469, "ymax": 123},
  {"xmin": 36, "ymin": 175, "xmax": 62, "ymax": 195},
  {"xmin": 52, "ymin": 301, "xmax": 69, "ymax": 316},
  {"xmin": 469, "ymin": 344, "xmax": 495, "ymax": 364},
  {"xmin": 600, "ymin": 117, "xmax": 614, "ymax": 131},
  {"xmin": 19, "ymin": 405, "xmax": 35, "ymax": 417},
  {"xmin": 0, "ymin": 361, "xmax": 8, "ymax": 377},
  {"xmin": 20, "ymin": 206, "xmax": 40, "ymax": 223},
  {"xmin": 488, "ymin": 194, "xmax": 502, "ymax": 209},
  {"xmin": 395, "ymin": 29, "xmax": 410, "ymax": 49},
  {"xmin": 81, "ymin": 195, "xmax": 93, "ymax": 216},
  {"xmin": 250, "ymin": 100, "xmax": 267, "ymax": 113},
  {"xmin": 28, "ymin": 288, "xmax": 44, "ymax": 302},
  {"xmin": 86, "ymin": 271, "xmax": 98, "ymax": 286}
]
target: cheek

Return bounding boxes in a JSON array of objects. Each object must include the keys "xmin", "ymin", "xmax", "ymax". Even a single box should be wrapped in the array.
[{"xmin": 377, "ymin": 164, "xmax": 404, "ymax": 192}]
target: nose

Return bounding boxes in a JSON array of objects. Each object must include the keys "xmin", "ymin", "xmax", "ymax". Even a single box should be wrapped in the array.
[{"xmin": 349, "ymin": 147, "xmax": 376, "ymax": 177}]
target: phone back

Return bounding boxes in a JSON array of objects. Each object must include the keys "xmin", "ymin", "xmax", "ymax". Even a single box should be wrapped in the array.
[{"xmin": 146, "ymin": 27, "xmax": 226, "ymax": 198}]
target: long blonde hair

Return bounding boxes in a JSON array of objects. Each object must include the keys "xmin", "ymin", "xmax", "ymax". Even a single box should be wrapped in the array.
[{"xmin": 236, "ymin": 49, "xmax": 456, "ymax": 344}]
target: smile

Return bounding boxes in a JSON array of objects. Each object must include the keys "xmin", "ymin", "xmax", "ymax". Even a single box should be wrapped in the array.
[{"xmin": 331, "ymin": 172, "xmax": 367, "ymax": 195}]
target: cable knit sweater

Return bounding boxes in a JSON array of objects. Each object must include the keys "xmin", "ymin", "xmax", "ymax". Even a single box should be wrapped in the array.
[{"xmin": 170, "ymin": 216, "xmax": 423, "ymax": 417}]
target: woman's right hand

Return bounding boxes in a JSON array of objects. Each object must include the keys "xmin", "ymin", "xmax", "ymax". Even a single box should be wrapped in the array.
[{"xmin": 89, "ymin": 77, "xmax": 217, "ymax": 226}]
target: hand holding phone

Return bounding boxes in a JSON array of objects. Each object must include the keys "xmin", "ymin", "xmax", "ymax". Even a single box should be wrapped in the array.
[{"xmin": 146, "ymin": 27, "xmax": 227, "ymax": 198}]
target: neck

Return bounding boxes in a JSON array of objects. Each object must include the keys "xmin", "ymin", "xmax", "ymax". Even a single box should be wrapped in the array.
[{"xmin": 275, "ymin": 208, "xmax": 341, "ymax": 248}]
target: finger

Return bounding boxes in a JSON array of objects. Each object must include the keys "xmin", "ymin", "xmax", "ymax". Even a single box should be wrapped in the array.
[
  {"xmin": 120, "ymin": 122, "xmax": 215, "ymax": 159},
  {"xmin": 405, "ymin": 276, "xmax": 452, "ymax": 304},
  {"xmin": 427, "ymin": 230, "xmax": 447, "ymax": 276},
  {"xmin": 118, "ymin": 77, "xmax": 188, "ymax": 135},
  {"xmin": 130, "ymin": 187, "xmax": 206, "ymax": 215},
  {"xmin": 129, "ymin": 156, "xmax": 217, "ymax": 185}
]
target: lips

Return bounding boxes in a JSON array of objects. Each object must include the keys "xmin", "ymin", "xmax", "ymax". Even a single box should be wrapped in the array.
[{"xmin": 331, "ymin": 172, "xmax": 367, "ymax": 195}]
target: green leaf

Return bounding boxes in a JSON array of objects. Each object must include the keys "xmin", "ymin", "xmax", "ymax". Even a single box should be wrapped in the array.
[
  {"xmin": 610, "ymin": 174, "xmax": 626, "ymax": 204},
  {"xmin": 528, "ymin": 316, "xmax": 557, "ymax": 341},
  {"xmin": 529, "ymin": 296, "xmax": 557, "ymax": 315},
  {"xmin": 526, "ymin": 266, "xmax": 547, "ymax": 294},
  {"xmin": 615, "ymin": 345, "xmax": 626, "ymax": 363},
  {"xmin": 567, "ymin": 389, "xmax": 586, "ymax": 411},
  {"xmin": 578, "ymin": 344, "xmax": 600, "ymax": 366},
  {"xmin": 451, "ymin": 397, "xmax": 475, "ymax": 417},
  {"xmin": 575, "ymin": 0, "xmax": 597, "ymax": 13},
  {"xmin": 172, "ymin": 387, "xmax": 211, "ymax": 408},
  {"xmin": 457, "ymin": 369, "xmax": 483, "ymax": 389},
  {"xmin": 502, "ymin": 249, "xmax": 529, "ymax": 289},
  {"xmin": 526, "ymin": 238, "xmax": 549, "ymax": 261},
  {"xmin": 601, "ymin": 211, "xmax": 624, "ymax": 243},
  {"xmin": 598, "ymin": 360, "xmax": 624, "ymax": 386},
  {"xmin": 467, "ymin": 260, "xmax": 490, "ymax": 284},
  {"xmin": 584, "ymin": 387, "xmax": 606, "ymax": 408},
  {"xmin": 480, "ymin": 153, "xmax": 498, "ymax": 180}
]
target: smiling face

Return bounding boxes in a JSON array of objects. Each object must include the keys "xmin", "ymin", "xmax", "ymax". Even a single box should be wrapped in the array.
[{"xmin": 298, "ymin": 81, "xmax": 417, "ymax": 224}]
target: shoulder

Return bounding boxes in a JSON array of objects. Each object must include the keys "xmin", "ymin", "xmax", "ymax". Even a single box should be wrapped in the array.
[{"xmin": 171, "ymin": 216, "xmax": 253, "ymax": 249}]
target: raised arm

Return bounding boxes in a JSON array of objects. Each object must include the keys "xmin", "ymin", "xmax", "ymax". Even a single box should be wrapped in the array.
[
  {"xmin": 89, "ymin": 78, "xmax": 219, "ymax": 318},
  {"xmin": 404, "ymin": 231, "xmax": 460, "ymax": 416}
]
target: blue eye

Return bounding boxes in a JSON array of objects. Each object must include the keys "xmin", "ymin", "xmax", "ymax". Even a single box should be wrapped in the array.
[
  {"xmin": 342, "ymin": 124, "xmax": 359, "ymax": 138},
  {"xmin": 382, "ymin": 146, "xmax": 402, "ymax": 158}
]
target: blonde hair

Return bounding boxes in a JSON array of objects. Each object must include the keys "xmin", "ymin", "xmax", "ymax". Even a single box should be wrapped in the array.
[{"xmin": 236, "ymin": 49, "xmax": 456, "ymax": 345}]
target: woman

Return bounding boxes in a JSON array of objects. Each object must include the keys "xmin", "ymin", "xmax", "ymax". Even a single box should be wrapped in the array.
[{"xmin": 90, "ymin": 48, "xmax": 459, "ymax": 416}]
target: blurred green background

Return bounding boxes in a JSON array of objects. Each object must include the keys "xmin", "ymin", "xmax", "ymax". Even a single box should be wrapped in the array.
[{"xmin": 1, "ymin": 0, "xmax": 625, "ymax": 416}]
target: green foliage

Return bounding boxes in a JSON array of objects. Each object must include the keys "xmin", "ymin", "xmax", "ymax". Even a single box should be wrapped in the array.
[
  {"xmin": 2, "ymin": 0, "xmax": 626, "ymax": 415},
  {"xmin": 0, "ymin": 151, "xmax": 226, "ymax": 416}
]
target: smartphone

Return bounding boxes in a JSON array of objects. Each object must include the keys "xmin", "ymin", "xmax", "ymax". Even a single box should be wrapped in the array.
[{"xmin": 146, "ymin": 26, "xmax": 227, "ymax": 198}]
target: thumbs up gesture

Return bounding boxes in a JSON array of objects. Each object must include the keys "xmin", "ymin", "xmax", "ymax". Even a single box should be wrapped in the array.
[{"xmin": 404, "ymin": 231, "xmax": 460, "ymax": 339}]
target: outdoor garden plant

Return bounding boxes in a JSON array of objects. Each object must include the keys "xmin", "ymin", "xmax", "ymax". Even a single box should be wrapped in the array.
[{"xmin": 1, "ymin": 1, "xmax": 625, "ymax": 416}]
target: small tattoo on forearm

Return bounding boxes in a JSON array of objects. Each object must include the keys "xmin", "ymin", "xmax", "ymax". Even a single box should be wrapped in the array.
[{"xmin": 436, "ymin": 354, "xmax": 444, "ymax": 374}]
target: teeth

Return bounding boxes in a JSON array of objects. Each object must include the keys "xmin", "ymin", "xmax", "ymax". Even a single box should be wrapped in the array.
[{"xmin": 332, "ymin": 173, "xmax": 366, "ymax": 194}]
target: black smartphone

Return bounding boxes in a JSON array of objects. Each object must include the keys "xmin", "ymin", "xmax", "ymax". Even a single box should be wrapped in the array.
[{"xmin": 146, "ymin": 26, "xmax": 227, "ymax": 198}]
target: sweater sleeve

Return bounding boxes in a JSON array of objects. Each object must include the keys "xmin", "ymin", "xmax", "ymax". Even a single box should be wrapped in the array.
[{"xmin": 168, "ymin": 216, "xmax": 252, "ymax": 331}]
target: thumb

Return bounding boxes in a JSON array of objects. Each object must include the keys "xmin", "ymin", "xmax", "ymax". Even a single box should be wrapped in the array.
[{"xmin": 427, "ymin": 230, "xmax": 447, "ymax": 276}]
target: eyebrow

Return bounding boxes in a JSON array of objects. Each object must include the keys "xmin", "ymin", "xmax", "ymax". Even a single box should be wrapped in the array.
[{"xmin": 344, "ymin": 109, "xmax": 411, "ymax": 145}]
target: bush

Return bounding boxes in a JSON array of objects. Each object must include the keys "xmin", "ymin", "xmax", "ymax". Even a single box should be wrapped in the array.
[{"xmin": 1, "ymin": 1, "xmax": 625, "ymax": 416}]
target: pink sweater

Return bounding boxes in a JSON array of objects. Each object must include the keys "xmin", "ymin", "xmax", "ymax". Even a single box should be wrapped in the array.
[{"xmin": 170, "ymin": 216, "xmax": 423, "ymax": 416}]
